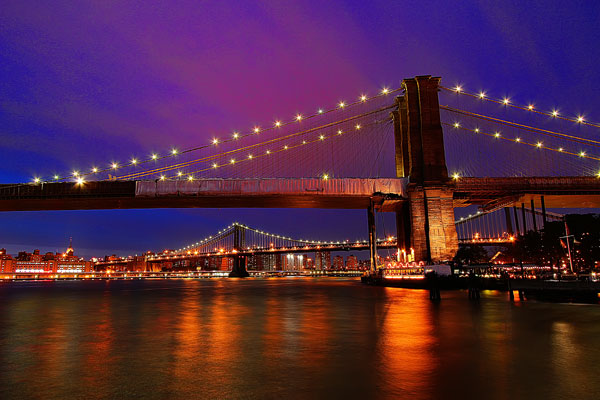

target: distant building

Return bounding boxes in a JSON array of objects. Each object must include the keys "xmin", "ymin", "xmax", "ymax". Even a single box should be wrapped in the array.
[
  {"xmin": 0, "ymin": 240, "xmax": 92, "ymax": 274},
  {"xmin": 332, "ymin": 255, "xmax": 344, "ymax": 270},
  {"xmin": 346, "ymin": 255, "xmax": 358, "ymax": 270},
  {"xmin": 306, "ymin": 257, "xmax": 314, "ymax": 270},
  {"xmin": 0, "ymin": 248, "xmax": 15, "ymax": 273},
  {"xmin": 283, "ymin": 254, "xmax": 304, "ymax": 271},
  {"xmin": 247, "ymin": 253, "xmax": 278, "ymax": 271},
  {"xmin": 315, "ymin": 251, "xmax": 331, "ymax": 270}
]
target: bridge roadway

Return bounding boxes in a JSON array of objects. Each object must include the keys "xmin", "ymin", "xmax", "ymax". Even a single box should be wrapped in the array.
[
  {"xmin": 454, "ymin": 177, "xmax": 600, "ymax": 209},
  {"xmin": 0, "ymin": 176, "xmax": 598, "ymax": 212},
  {"xmin": 0, "ymin": 178, "xmax": 406, "ymax": 211}
]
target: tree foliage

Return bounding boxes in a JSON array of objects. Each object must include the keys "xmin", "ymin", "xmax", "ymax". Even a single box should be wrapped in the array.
[{"xmin": 454, "ymin": 244, "xmax": 489, "ymax": 266}]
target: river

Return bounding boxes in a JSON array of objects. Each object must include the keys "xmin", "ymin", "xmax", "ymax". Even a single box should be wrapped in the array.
[{"xmin": 1, "ymin": 278, "xmax": 599, "ymax": 399}]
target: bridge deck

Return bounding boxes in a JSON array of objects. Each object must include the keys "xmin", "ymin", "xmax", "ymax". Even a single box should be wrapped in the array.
[
  {"xmin": 454, "ymin": 177, "xmax": 600, "ymax": 209},
  {"xmin": 0, "ymin": 176, "xmax": 597, "ymax": 211},
  {"xmin": 0, "ymin": 178, "xmax": 407, "ymax": 211}
]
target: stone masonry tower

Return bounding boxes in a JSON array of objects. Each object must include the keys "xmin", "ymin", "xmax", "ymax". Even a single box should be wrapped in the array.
[{"xmin": 391, "ymin": 76, "xmax": 458, "ymax": 262}]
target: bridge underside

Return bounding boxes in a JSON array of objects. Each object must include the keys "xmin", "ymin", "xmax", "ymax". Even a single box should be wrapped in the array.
[
  {"xmin": 1, "ymin": 177, "xmax": 598, "ymax": 212},
  {"xmin": 454, "ymin": 177, "xmax": 600, "ymax": 209},
  {"xmin": 0, "ymin": 178, "xmax": 407, "ymax": 212}
]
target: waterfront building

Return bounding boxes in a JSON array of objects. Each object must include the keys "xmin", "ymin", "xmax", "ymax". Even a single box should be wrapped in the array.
[
  {"xmin": 346, "ymin": 255, "xmax": 358, "ymax": 270},
  {"xmin": 315, "ymin": 251, "xmax": 331, "ymax": 270},
  {"xmin": 0, "ymin": 248, "xmax": 16, "ymax": 273},
  {"xmin": 333, "ymin": 255, "xmax": 345, "ymax": 270},
  {"xmin": 0, "ymin": 241, "xmax": 92, "ymax": 274},
  {"xmin": 283, "ymin": 254, "xmax": 304, "ymax": 271}
]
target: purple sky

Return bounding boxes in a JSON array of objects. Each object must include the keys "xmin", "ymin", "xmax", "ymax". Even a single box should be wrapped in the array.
[{"xmin": 1, "ymin": 1, "xmax": 599, "ymax": 257}]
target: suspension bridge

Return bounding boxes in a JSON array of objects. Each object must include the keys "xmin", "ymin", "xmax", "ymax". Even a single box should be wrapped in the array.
[{"xmin": 1, "ymin": 75, "xmax": 599, "ymax": 276}]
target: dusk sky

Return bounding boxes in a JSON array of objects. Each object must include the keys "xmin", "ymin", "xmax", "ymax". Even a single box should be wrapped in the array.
[{"xmin": 1, "ymin": 1, "xmax": 599, "ymax": 257}]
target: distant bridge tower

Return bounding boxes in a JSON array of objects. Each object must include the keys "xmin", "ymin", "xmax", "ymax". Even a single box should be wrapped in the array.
[
  {"xmin": 391, "ymin": 75, "xmax": 458, "ymax": 262},
  {"xmin": 229, "ymin": 223, "xmax": 249, "ymax": 277}
]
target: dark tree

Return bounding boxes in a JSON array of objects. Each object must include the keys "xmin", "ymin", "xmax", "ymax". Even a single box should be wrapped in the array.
[{"xmin": 454, "ymin": 244, "xmax": 489, "ymax": 266}]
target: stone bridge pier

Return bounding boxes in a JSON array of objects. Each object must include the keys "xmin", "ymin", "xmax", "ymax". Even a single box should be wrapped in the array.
[{"xmin": 388, "ymin": 75, "xmax": 458, "ymax": 264}]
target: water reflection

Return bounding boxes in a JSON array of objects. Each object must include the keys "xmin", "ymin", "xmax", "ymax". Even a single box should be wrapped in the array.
[{"xmin": 1, "ymin": 279, "xmax": 600, "ymax": 399}]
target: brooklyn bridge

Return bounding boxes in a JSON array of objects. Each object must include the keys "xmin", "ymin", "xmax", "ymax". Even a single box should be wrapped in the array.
[{"xmin": 1, "ymin": 76, "xmax": 599, "ymax": 276}]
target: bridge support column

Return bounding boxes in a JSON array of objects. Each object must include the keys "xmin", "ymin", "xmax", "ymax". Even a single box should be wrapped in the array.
[
  {"xmin": 229, "ymin": 224, "xmax": 249, "ymax": 277},
  {"xmin": 513, "ymin": 205, "xmax": 521, "ymax": 235},
  {"xmin": 395, "ymin": 75, "xmax": 458, "ymax": 263},
  {"xmin": 504, "ymin": 207, "xmax": 513, "ymax": 235},
  {"xmin": 395, "ymin": 202, "xmax": 411, "ymax": 261},
  {"xmin": 541, "ymin": 196, "xmax": 547, "ymax": 229},
  {"xmin": 531, "ymin": 199, "xmax": 538, "ymax": 232},
  {"xmin": 521, "ymin": 203, "xmax": 527, "ymax": 233},
  {"xmin": 407, "ymin": 185, "xmax": 458, "ymax": 262},
  {"xmin": 367, "ymin": 201, "xmax": 378, "ymax": 272},
  {"xmin": 229, "ymin": 255, "xmax": 249, "ymax": 277}
]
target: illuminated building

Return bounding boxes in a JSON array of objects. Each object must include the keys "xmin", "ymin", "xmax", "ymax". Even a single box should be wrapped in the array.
[
  {"xmin": 1, "ymin": 240, "xmax": 92, "ymax": 274},
  {"xmin": 283, "ymin": 254, "xmax": 304, "ymax": 271},
  {"xmin": 0, "ymin": 248, "xmax": 15, "ymax": 273},
  {"xmin": 346, "ymin": 255, "xmax": 358, "ymax": 270},
  {"xmin": 315, "ymin": 251, "xmax": 331, "ymax": 270},
  {"xmin": 333, "ymin": 255, "xmax": 344, "ymax": 270}
]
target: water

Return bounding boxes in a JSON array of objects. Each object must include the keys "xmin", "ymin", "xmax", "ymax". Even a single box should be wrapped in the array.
[{"xmin": 1, "ymin": 278, "xmax": 599, "ymax": 399}]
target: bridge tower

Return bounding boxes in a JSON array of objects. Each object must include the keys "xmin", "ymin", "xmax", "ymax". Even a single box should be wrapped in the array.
[
  {"xmin": 391, "ymin": 75, "xmax": 458, "ymax": 263},
  {"xmin": 229, "ymin": 224, "xmax": 249, "ymax": 277}
]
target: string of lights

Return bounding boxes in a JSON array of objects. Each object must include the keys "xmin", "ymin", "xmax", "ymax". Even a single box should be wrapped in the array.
[
  {"xmin": 31, "ymin": 87, "xmax": 400, "ymax": 184},
  {"xmin": 166, "ymin": 120, "xmax": 370, "ymax": 180},
  {"xmin": 441, "ymin": 105, "xmax": 600, "ymax": 147},
  {"xmin": 117, "ymin": 106, "xmax": 393, "ymax": 180},
  {"xmin": 442, "ymin": 122, "xmax": 600, "ymax": 176},
  {"xmin": 176, "ymin": 222, "xmax": 395, "ymax": 254},
  {"xmin": 440, "ymin": 85, "xmax": 599, "ymax": 129}
]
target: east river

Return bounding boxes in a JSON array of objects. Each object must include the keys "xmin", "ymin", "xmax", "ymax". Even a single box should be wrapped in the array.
[{"xmin": 1, "ymin": 278, "xmax": 599, "ymax": 399}]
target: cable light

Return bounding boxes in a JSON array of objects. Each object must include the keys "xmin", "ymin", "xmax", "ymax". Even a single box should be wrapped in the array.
[
  {"xmin": 169, "ymin": 117, "xmax": 372, "ymax": 179},
  {"xmin": 442, "ymin": 85, "xmax": 600, "ymax": 128},
  {"xmin": 35, "ymin": 85, "xmax": 401, "ymax": 184},
  {"xmin": 445, "ymin": 121, "xmax": 600, "ymax": 162}
]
